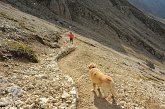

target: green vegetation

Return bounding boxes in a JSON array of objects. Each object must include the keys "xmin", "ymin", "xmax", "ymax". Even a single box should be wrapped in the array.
[{"xmin": 6, "ymin": 40, "xmax": 38, "ymax": 63}]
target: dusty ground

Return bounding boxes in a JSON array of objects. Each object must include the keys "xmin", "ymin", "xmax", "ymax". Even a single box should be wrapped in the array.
[
  {"xmin": 58, "ymin": 33, "xmax": 165, "ymax": 109},
  {"xmin": 0, "ymin": 2, "xmax": 78, "ymax": 108},
  {"xmin": 0, "ymin": 1, "xmax": 165, "ymax": 109}
]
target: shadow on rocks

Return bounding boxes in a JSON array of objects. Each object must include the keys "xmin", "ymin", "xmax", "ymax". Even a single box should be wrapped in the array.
[{"xmin": 93, "ymin": 91, "xmax": 123, "ymax": 109}]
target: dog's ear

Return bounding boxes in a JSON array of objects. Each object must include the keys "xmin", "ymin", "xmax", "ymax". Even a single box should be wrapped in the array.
[
  {"xmin": 88, "ymin": 63, "xmax": 97, "ymax": 69},
  {"xmin": 87, "ymin": 64, "xmax": 91, "ymax": 69}
]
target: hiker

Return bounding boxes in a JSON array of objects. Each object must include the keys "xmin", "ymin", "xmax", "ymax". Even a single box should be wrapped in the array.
[{"xmin": 68, "ymin": 32, "xmax": 74, "ymax": 44}]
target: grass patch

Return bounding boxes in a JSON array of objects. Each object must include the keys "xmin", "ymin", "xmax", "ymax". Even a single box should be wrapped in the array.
[{"xmin": 6, "ymin": 40, "xmax": 38, "ymax": 63}]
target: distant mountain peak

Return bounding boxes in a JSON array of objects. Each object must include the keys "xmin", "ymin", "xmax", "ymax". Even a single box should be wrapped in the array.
[{"xmin": 128, "ymin": 0, "xmax": 165, "ymax": 19}]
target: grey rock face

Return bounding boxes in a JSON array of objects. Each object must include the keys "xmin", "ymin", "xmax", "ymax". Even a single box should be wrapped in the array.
[
  {"xmin": 5, "ymin": 0, "xmax": 165, "ymax": 63},
  {"xmin": 49, "ymin": 0, "xmax": 72, "ymax": 20}
]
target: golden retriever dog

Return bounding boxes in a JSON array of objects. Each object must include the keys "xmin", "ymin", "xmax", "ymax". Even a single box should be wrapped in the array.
[{"xmin": 88, "ymin": 63, "xmax": 118, "ymax": 100}]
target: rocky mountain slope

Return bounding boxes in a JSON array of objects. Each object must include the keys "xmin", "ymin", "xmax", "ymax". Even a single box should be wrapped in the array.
[
  {"xmin": 128, "ymin": 0, "xmax": 165, "ymax": 19},
  {"xmin": 0, "ymin": 1, "xmax": 78, "ymax": 108},
  {"xmin": 4, "ymin": 0, "xmax": 165, "ymax": 64},
  {"xmin": 0, "ymin": 0, "xmax": 165, "ymax": 109}
]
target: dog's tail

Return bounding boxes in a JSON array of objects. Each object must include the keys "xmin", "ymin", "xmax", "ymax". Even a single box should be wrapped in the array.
[
  {"xmin": 76, "ymin": 74, "xmax": 87, "ymax": 84},
  {"xmin": 105, "ymin": 76, "xmax": 113, "ymax": 82}
]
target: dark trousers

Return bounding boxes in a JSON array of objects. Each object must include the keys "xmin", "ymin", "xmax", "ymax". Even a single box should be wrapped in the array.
[{"xmin": 70, "ymin": 38, "xmax": 73, "ymax": 44}]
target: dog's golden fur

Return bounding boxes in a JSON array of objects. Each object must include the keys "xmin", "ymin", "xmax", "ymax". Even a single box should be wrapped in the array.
[{"xmin": 88, "ymin": 63, "xmax": 117, "ymax": 99}]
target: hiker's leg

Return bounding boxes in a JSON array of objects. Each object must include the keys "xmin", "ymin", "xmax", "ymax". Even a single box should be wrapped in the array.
[
  {"xmin": 71, "ymin": 38, "xmax": 73, "ymax": 44},
  {"xmin": 70, "ymin": 38, "xmax": 72, "ymax": 43}
]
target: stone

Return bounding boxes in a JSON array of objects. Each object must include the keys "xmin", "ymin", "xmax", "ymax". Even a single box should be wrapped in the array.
[
  {"xmin": 54, "ymin": 102, "xmax": 61, "ymax": 106},
  {"xmin": 35, "ymin": 74, "xmax": 48, "ymax": 79},
  {"xmin": 160, "ymin": 105, "xmax": 165, "ymax": 109},
  {"xmin": 0, "ymin": 97, "xmax": 11, "ymax": 107},
  {"xmin": 70, "ymin": 104, "xmax": 76, "ymax": 109},
  {"xmin": 7, "ymin": 86, "xmax": 24, "ymax": 97},
  {"xmin": 15, "ymin": 100, "xmax": 24, "ymax": 107},
  {"xmin": 120, "ymin": 101, "xmax": 126, "ymax": 106},
  {"xmin": 59, "ymin": 103, "xmax": 67, "ymax": 109},
  {"xmin": 66, "ymin": 100, "xmax": 72, "ymax": 104},
  {"xmin": 39, "ymin": 97, "xmax": 49, "ymax": 104},
  {"xmin": 72, "ymin": 98, "xmax": 76, "ymax": 104},
  {"xmin": 49, "ymin": 43, "xmax": 60, "ymax": 48},
  {"xmin": 61, "ymin": 91, "xmax": 70, "ymax": 99},
  {"xmin": 0, "ymin": 76, "xmax": 8, "ymax": 83},
  {"xmin": 135, "ymin": 107, "xmax": 140, "ymax": 109},
  {"xmin": 70, "ymin": 87, "xmax": 77, "ymax": 95},
  {"xmin": 9, "ymin": 107, "xmax": 17, "ymax": 109},
  {"xmin": 65, "ymin": 75, "xmax": 73, "ymax": 84}
]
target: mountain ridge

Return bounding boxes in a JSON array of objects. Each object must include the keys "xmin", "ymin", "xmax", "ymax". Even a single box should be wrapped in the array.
[
  {"xmin": 128, "ymin": 0, "xmax": 165, "ymax": 19},
  {"xmin": 0, "ymin": 1, "xmax": 165, "ymax": 109},
  {"xmin": 4, "ymin": 0, "xmax": 165, "ymax": 63}
]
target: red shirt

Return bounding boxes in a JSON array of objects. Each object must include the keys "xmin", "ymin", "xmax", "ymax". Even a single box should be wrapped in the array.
[{"xmin": 69, "ymin": 33, "xmax": 74, "ymax": 38}]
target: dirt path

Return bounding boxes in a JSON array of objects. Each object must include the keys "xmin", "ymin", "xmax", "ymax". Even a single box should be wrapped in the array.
[
  {"xmin": 58, "ymin": 33, "xmax": 165, "ymax": 109},
  {"xmin": 58, "ymin": 39, "xmax": 96, "ymax": 109},
  {"xmin": 58, "ymin": 36, "xmax": 123, "ymax": 109},
  {"xmin": 1, "ymin": 1, "xmax": 164, "ymax": 108}
]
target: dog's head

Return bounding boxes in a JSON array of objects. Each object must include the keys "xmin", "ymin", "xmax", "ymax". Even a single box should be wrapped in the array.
[{"xmin": 88, "ymin": 63, "xmax": 97, "ymax": 69}]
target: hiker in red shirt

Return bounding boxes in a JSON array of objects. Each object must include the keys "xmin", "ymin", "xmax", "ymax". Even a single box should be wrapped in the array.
[{"xmin": 68, "ymin": 32, "xmax": 74, "ymax": 44}]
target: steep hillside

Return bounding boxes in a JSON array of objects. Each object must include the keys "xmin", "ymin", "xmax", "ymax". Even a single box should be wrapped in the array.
[
  {"xmin": 0, "ymin": 1, "xmax": 78, "ymax": 109},
  {"xmin": 5, "ymin": 0, "xmax": 165, "ymax": 64},
  {"xmin": 58, "ymin": 33, "xmax": 165, "ymax": 109},
  {"xmin": 128, "ymin": 0, "xmax": 165, "ymax": 19},
  {"xmin": 0, "ymin": 0, "xmax": 165, "ymax": 109}
]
